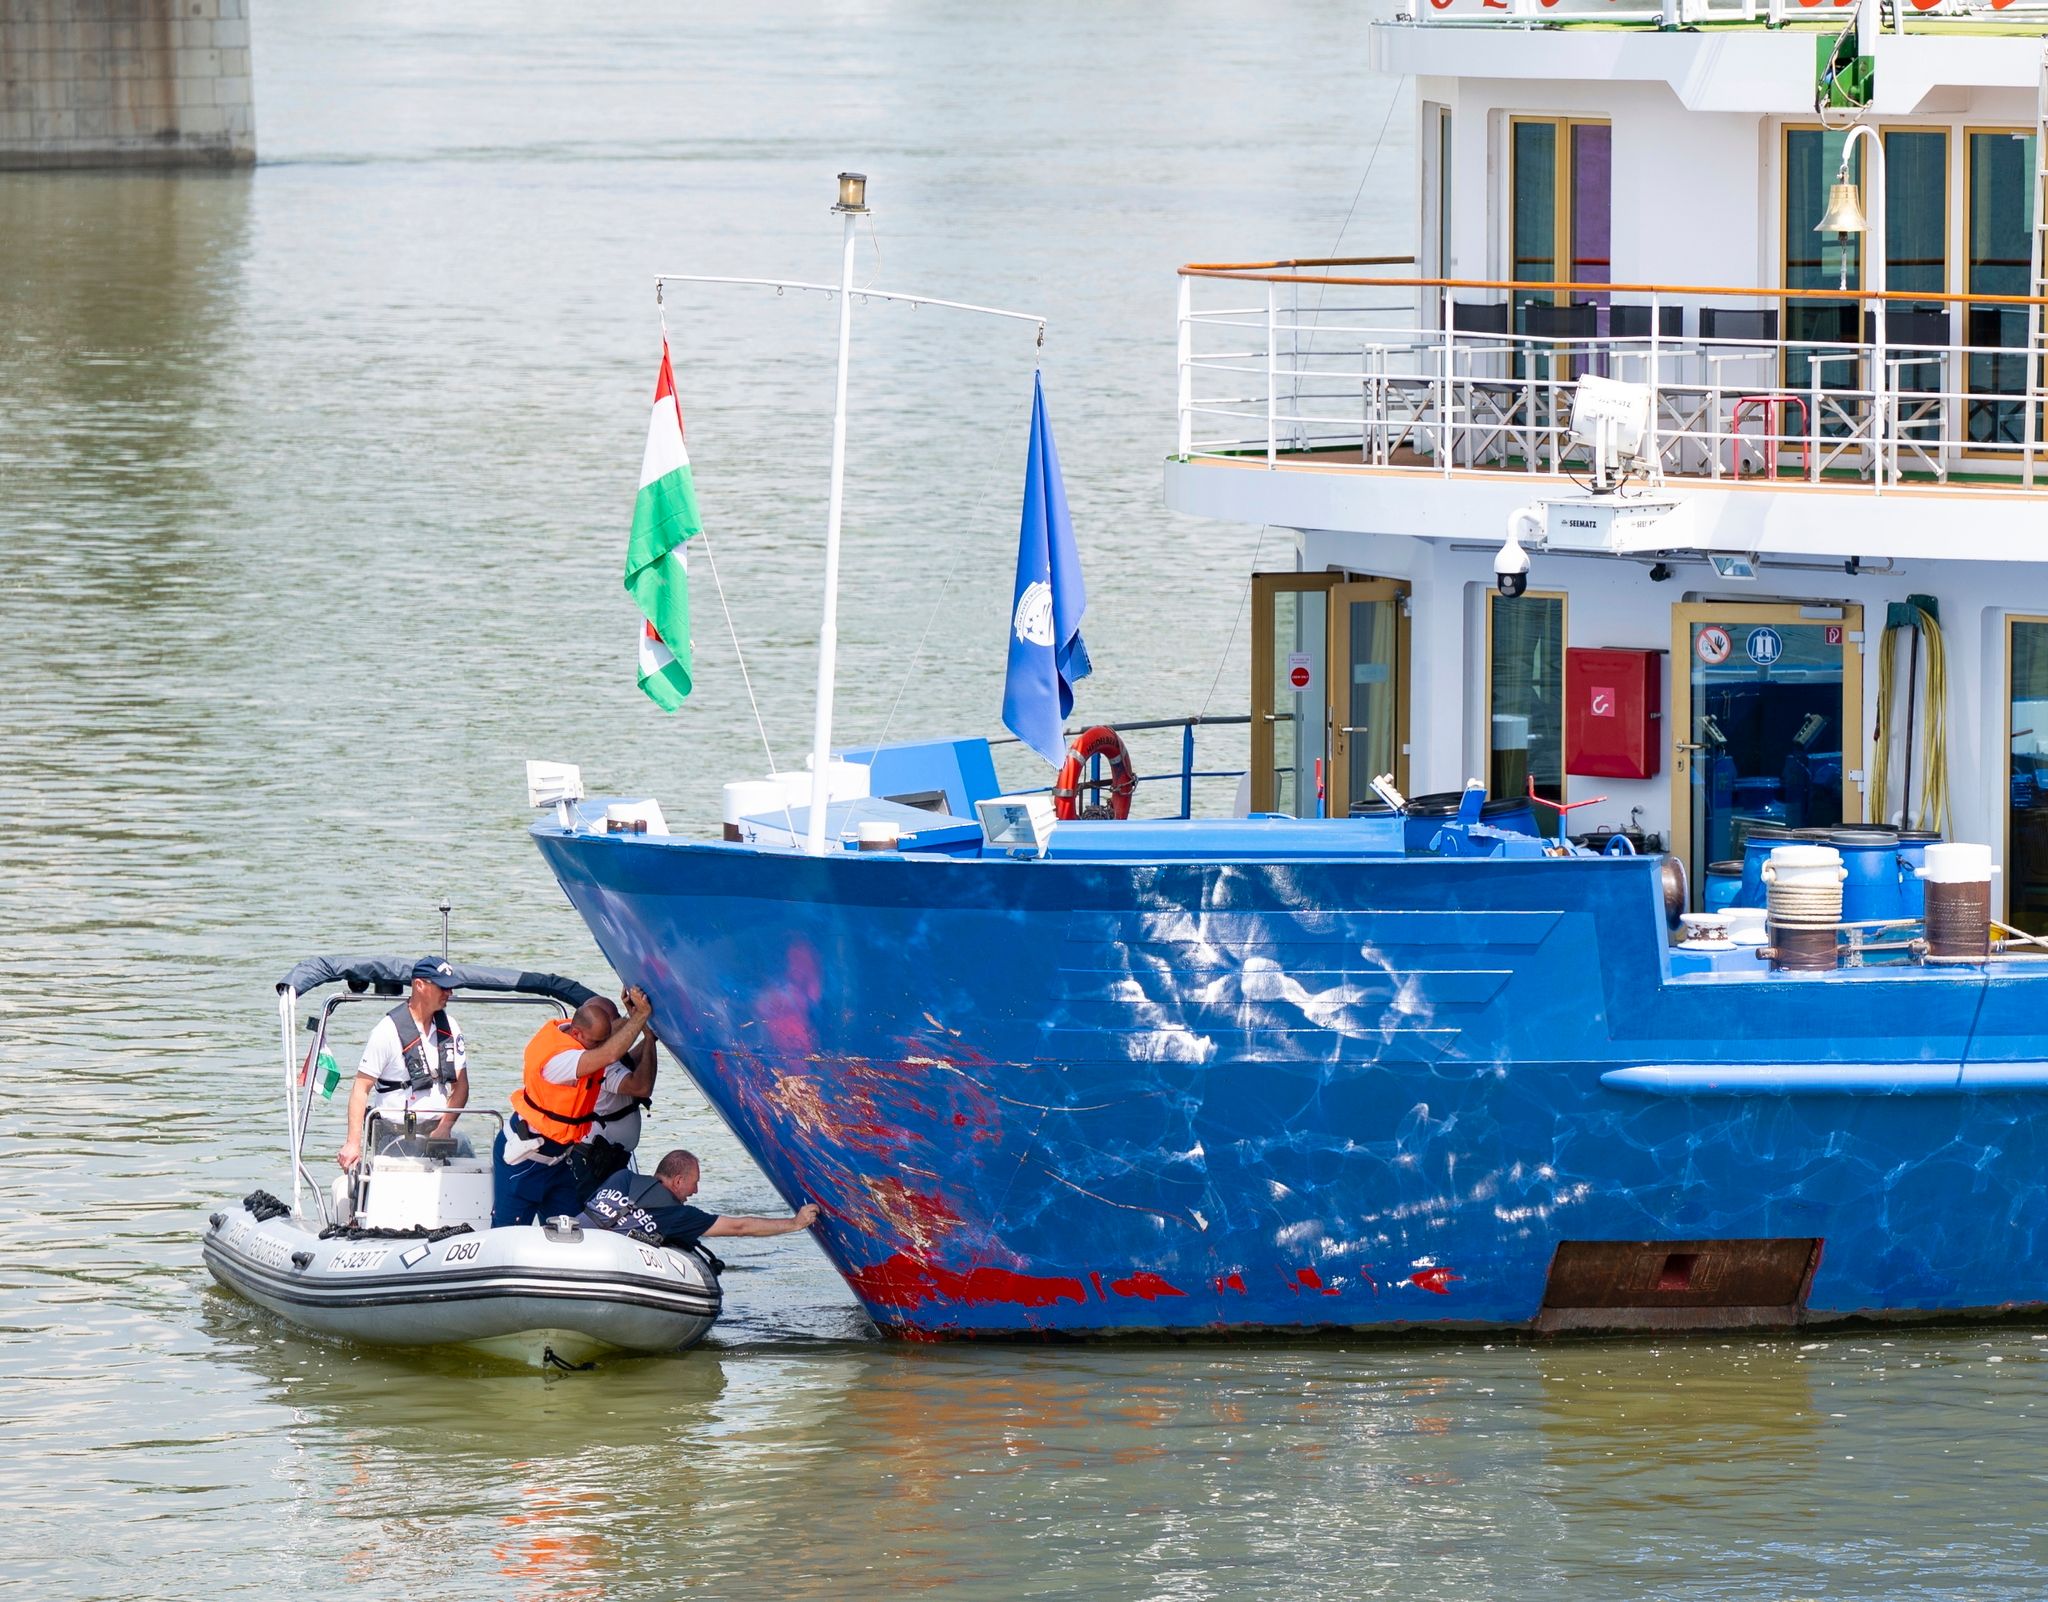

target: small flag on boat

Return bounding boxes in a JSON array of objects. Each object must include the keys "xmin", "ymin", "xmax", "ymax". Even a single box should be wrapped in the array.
[
  {"xmin": 625, "ymin": 341, "xmax": 702, "ymax": 711},
  {"xmin": 1001, "ymin": 371, "xmax": 1091, "ymax": 765}
]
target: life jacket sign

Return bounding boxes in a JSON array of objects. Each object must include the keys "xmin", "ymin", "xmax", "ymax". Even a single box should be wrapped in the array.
[
  {"xmin": 1746, "ymin": 625, "xmax": 1784, "ymax": 666},
  {"xmin": 1695, "ymin": 626, "xmax": 1733, "ymax": 666}
]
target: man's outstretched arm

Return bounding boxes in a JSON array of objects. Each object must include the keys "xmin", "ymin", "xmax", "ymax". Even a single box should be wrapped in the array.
[{"xmin": 704, "ymin": 1203, "xmax": 821, "ymax": 1239}]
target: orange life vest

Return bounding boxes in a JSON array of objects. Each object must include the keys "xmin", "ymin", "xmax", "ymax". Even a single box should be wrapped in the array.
[{"xmin": 510, "ymin": 1018, "xmax": 602, "ymax": 1144}]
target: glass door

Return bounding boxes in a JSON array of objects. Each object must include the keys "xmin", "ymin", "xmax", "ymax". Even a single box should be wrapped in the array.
[
  {"xmin": 1252, "ymin": 573, "xmax": 1334, "ymax": 816},
  {"xmin": 1488, "ymin": 590, "xmax": 1567, "ymax": 835},
  {"xmin": 1329, "ymin": 581, "xmax": 1409, "ymax": 818},
  {"xmin": 1510, "ymin": 117, "xmax": 1611, "ymax": 383},
  {"xmin": 1670, "ymin": 603, "xmax": 1864, "ymax": 898},
  {"xmin": 1251, "ymin": 573, "xmax": 1409, "ymax": 816},
  {"xmin": 2007, "ymin": 617, "xmax": 2048, "ymax": 924}
]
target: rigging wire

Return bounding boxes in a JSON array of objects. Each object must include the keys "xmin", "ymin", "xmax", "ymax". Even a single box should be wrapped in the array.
[
  {"xmin": 865, "ymin": 375, "xmax": 1042, "ymax": 757},
  {"xmin": 1302, "ymin": 76, "xmax": 1409, "ymax": 361},
  {"xmin": 658, "ymin": 301, "xmax": 791, "ymax": 830},
  {"xmin": 1198, "ymin": 524, "xmax": 1269, "ymax": 722},
  {"xmin": 859, "ymin": 211, "xmax": 884, "ymax": 292}
]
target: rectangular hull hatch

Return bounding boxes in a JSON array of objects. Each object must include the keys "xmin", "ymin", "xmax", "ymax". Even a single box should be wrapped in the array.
[{"xmin": 1535, "ymin": 1238, "xmax": 1821, "ymax": 1334}]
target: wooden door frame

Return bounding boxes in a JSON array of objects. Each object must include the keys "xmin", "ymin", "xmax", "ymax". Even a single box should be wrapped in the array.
[
  {"xmin": 1251, "ymin": 572, "xmax": 1342, "ymax": 814},
  {"xmin": 1329, "ymin": 579, "xmax": 1412, "ymax": 816},
  {"xmin": 1251, "ymin": 572, "xmax": 1410, "ymax": 815},
  {"xmin": 1668, "ymin": 601, "xmax": 1865, "ymax": 881}
]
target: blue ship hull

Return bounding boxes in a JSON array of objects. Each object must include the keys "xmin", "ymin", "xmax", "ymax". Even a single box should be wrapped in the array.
[{"xmin": 536, "ymin": 823, "xmax": 2048, "ymax": 1339}]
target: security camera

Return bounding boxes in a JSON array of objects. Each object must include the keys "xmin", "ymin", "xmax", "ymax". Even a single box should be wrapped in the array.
[{"xmin": 1495, "ymin": 535, "xmax": 1530, "ymax": 599}]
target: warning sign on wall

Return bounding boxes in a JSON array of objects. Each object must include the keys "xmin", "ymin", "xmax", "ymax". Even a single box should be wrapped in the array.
[
  {"xmin": 1695, "ymin": 625, "xmax": 1733, "ymax": 666},
  {"xmin": 1286, "ymin": 651, "xmax": 1313, "ymax": 692}
]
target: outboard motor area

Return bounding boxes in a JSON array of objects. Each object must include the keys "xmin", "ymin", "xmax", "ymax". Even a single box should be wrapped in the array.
[{"xmin": 349, "ymin": 1107, "xmax": 497, "ymax": 1233}]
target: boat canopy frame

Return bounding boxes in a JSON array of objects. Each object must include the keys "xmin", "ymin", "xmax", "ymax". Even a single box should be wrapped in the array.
[{"xmin": 275, "ymin": 956, "xmax": 602, "ymax": 1223}]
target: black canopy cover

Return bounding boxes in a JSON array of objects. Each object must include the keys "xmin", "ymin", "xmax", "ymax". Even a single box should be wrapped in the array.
[{"xmin": 276, "ymin": 955, "xmax": 599, "ymax": 1010}]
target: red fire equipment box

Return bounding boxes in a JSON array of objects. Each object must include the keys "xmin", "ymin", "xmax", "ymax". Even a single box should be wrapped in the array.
[{"xmin": 1565, "ymin": 647, "xmax": 1662, "ymax": 779}]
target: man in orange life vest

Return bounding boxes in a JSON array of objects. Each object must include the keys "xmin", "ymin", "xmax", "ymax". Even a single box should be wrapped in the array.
[{"xmin": 493, "ymin": 985, "xmax": 654, "ymax": 1227}]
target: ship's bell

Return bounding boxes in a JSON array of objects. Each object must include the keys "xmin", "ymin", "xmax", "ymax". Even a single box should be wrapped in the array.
[{"xmin": 1815, "ymin": 180, "xmax": 1868, "ymax": 236}]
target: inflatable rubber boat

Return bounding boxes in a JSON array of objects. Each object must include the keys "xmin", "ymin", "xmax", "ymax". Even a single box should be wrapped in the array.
[{"xmin": 201, "ymin": 954, "xmax": 720, "ymax": 1368}]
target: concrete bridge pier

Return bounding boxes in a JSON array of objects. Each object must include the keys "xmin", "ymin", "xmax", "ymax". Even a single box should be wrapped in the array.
[{"xmin": 0, "ymin": 0, "xmax": 254, "ymax": 170}]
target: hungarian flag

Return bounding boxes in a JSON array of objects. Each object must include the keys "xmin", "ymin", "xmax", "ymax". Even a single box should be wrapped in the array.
[{"xmin": 626, "ymin": 342, "xmax": 701, "ymax": 710}]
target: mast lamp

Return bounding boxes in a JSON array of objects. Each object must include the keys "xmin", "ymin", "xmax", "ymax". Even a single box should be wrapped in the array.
[{"xmin": 835, "ymin": 172, "xmax": 869, "ymax": 213}]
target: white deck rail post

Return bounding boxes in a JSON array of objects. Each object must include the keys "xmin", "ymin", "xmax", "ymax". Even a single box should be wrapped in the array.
[
  {"xmin": 1646, "ymin": 289, "xmax": 1664, "ymax": 477},
  {"xmin": 279, "ymin": 988, "xmax": 302, "ymax": 1216},
  {"xmin": 1441, "ymin": 291, "xmax": 1457, "ymax": 477},
  {"xmin": 1177, "ymin": 273, "xmax": 1193, "ymax": 459},
  {"xmin": 1266, "ymin": 279, "xmax": 1279, "ymax": 468}
]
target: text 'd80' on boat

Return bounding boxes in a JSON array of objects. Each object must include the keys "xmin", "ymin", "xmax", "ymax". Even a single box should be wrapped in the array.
[{"xmin": 202, "ymin": 955, "xmax": 719, "ymax": 1367}]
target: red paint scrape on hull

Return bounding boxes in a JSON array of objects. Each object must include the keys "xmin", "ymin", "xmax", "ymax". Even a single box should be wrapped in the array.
[{"xmin": 847, "ymin": 1252, "xmax": 1089, "ymax": 1312}]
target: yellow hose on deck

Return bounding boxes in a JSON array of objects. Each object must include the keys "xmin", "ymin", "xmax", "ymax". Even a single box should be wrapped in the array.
[{"xmin": 1870, "ymin": 600, "xmax": 1949, "ymax": 835}]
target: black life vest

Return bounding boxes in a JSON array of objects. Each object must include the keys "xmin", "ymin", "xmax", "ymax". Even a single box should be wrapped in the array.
[
  {"xmin": 577, "ymin": 1171, "xmax": 671, "ymax": 1246},
  {"xmin": 379, "ymin": 1003, "xmax": 459, "ymax": 1094},
  {"xmin": 591, "ymin": 1092, "xmax": 653, "ymax": 1128}
]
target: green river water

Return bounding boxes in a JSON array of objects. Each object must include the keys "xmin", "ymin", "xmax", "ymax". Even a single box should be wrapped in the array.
[{"xmin": 2, "ymin": 4, "xmax": 2044, "ymax": 1597}]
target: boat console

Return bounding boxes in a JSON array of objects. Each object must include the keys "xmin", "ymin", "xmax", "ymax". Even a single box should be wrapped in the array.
[{"xmin": 342, "ymin": 1106, "xmax": 499, "ymax": 1234}]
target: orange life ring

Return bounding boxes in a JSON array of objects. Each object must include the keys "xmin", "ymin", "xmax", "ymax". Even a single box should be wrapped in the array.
[{"xmin": 1054, "ymin": 726, "xmax": 1136, "ymax": 821}]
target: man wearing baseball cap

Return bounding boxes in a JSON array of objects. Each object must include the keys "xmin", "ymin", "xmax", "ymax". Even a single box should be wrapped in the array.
[{"xmin": 337, "ymin": 955, "xmax": 470, "ymax": 1172}]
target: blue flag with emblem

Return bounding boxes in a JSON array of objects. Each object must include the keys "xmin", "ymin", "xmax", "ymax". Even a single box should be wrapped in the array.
[{"xmin": 1001, "ymin": 372, "xmax": 1092, "ymax": 765}]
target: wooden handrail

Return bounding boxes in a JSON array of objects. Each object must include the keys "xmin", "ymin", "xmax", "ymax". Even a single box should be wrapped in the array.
[{"xmin": 1178, "ymin": 262, "xmax": 2048, "ymax": 309}]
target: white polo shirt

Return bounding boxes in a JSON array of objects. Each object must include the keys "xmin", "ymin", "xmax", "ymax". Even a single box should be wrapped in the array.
[{"xmin": 356, "ymin": 1010, "xmax": 467, "ymax": 1115}]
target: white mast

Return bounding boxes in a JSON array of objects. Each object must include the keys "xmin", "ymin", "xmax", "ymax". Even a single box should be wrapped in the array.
[{"xmin": 806, "ymin": 172, "xmax": 869, "ymax": 856}]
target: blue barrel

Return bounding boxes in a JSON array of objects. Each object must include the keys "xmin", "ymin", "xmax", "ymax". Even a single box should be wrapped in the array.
[
  {"xmin": 1897, "ymin": 830, "xmax": 1939, "ymax": 920},
  {"xmin": 1733, "ymin": 825, "xmax": 1795, "ymax": 909},
  {"xmin": 1705, "ymin": 860, "xmax": 1744, "ymax": 912},
  {"xmin": 1400, "ymin": 791, "xmax": 1540, "ymax": 854},
  {"xmin": 1832, "ymin": 828, "xmax": 1906, "ymax": 923}
]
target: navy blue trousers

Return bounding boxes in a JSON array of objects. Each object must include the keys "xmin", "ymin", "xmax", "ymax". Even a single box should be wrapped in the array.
[{"xmin": 491, "ymin": 1129, "xmax": 585, "ymax": 1227}]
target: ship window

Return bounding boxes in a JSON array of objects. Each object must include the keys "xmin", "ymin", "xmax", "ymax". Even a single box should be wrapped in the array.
[
  {"xmin": 1511, "ymin": 118, "xmax": 1558, "ymax": 326},
  {"xmin": 1569, "ymin": 122, "xmax": 1612, "ymax": 302},
  {"xmin": 1967, "ymin": 129, "xmax": 2038, "ymax": 451},
  {"xmin": 1510, "ymin": 117, "xmax": 1610, "ymax": 375},
  {"xmin": 1884, "ymin": 128, "xmax": 1948, "ymax": 296},
  {"xmin": 1782, "ymin": 126, "xmax": 1863, "ymax": 392},
  {"xmin": 1510, "ymin": 118, "xmax": 1610, "ymax": 308},
  {"xmin": 1487, "ymin": 590, "xmax": 1566, "ymax": 835},
  {"xmin": 1439, "ymin": 107, "xmax": 1453, "ymax": 284},
  {"xmin": 1423, "ymin": 103, "xmax": 1453, "ymax": 313},
  {"xmin": 2007, "ymin": 617, "xmax": 2048, "ymax": 927}
]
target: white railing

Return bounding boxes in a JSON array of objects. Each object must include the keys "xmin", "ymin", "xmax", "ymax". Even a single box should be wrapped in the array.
[
  {"xmin": 1176, "ymin": 263, "xmax": 2048, "ymax": 497},
  {"xmin": 1409, "ymin": 0, "xmax": 2048, "ymax": 27}
]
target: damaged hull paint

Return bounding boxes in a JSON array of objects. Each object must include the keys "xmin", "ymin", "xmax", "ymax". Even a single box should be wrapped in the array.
[{"xmin": 535, "ymin": 827, "xmax": 2048, "ymax": 1339}]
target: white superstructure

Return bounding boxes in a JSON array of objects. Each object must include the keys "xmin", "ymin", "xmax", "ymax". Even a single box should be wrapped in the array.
[{"xmin": 1168, "ymin": 0, "xmax": 2048, "ymax": 919}]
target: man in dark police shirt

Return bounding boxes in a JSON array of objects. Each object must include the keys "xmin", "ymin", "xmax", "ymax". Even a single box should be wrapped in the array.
[{"xmin": 578, "ymin": 1147, "xmax": 820, "ymax": 1249}]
